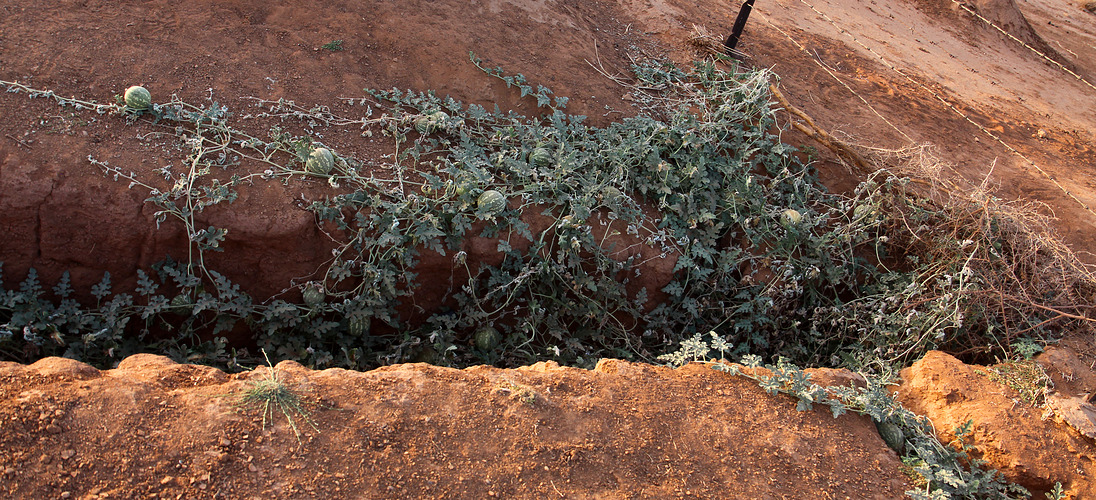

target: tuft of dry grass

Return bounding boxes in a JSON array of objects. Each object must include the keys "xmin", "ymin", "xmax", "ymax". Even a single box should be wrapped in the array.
[
  {"xmin": 687, "ymin": 25, "xmax": 727, "ymax": 57},
  {"xmin": 977, "ymin": 358, "xmax": 1053, "ymax": 406},
  {"xmin": 230, "ymin": 350, "xmax": 319, "ymax": 444},
  {"xmin": 494, "ymin": 378, "xmax": 541, "ymax": 406}
]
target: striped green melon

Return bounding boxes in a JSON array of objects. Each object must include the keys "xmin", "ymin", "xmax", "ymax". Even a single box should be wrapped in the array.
[
  {"xmin": 414, "ymin": 110, "xmax": 449, "ymax": 135},
  {"xmin": 302, "ymin": 284, "xmax": 325, "ymax": 309},
  {"xmin": 169, "ymin": 285, "xmax": 205, "ymax": 316},
  {"xmin": 474, "ymin": 326, "xmax": 502, "ymax": 351},
  {"xmin": 601, "ymin": 186, "xmax": 624, "ymax": 208},
  {"xmin": 124, "ymin": 86, "xmax": 152, "ymax": 110},
  {"xmin": 477, "ymin": 189, "xmax": 507, "ymax": 215},
  {"xmin": 725, "ymin": 190, "xmax": 746, "ymax": 207},
  {"xmin": 414, "ymin": 116, "xmax": 434, "ymax": 135},
  {"xmin": 411, "ymin": 345, "xmax": 438, "ymax": 363},
  {"xmin": 169, "ymin": 292, "xmax": 191, "ymax": 315},
  {"xmin": 348, "ymin": 315, "xmax": 370, "ymax": 337},
  {"xmin": 529, "ymin": 147, "xmax": 552, "ymax": 168},
  {"xmin": 306, "ymin": 147, "xmax": 334, "ymax": 175},
  {"xmin": 875, "ymin": 419, "xmax": 905, "ymax": 453}
]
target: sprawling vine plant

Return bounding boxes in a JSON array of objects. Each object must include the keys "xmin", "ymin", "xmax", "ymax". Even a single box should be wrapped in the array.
[{"xmin": 0, "ymin": 54, "xmax": 1080, "ymax": 371}]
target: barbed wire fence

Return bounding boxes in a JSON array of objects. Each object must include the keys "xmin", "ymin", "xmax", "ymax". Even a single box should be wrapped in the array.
[{"xmin": 949, "ymin": 0, "xmax": 1096, "ymax": 92}]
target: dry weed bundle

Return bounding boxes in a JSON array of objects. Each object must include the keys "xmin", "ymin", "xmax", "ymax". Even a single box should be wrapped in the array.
[
  {"xmin": 687, "ymin": 25, "xmax": 728, "ymax": 58},
  {"xmin": 765, "ymin": 83, "xmax": 1092, "ymax": 366},
  {"xmin": 866, "ymin": 145, "xmax": 1096, "ymax": 361}
]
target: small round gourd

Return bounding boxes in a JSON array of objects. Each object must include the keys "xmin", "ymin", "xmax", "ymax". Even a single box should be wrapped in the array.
[
  {"xmin": 169, "ymin": 285, "xmax": 205, "ymax": 316},
  {"xmin": 529, "ymin": 147, "xmax": 553, "ymax": 168},
  {"xmin": 302, "ymin": 284, "xmax": 325, "ymax": 309},
  {"xmin": 780, "ymin": 209, "xmax": 803, "ymax": 227},
  {"xmin": 474, "ymin": 326, "xmax": 502, "ymax": 351},
  {"xmin": 411, "ymin": 345, "xmax": 438, "ymax": 364},
  {"xmin": 124, "ymin": 86, "xmax": 152, "ymax": 110},
  {"xmin": 601, "ymin": 186, "xmax": 625, "ymax": 210},
  {"xmin": 414, "ymin": 116, "xmax": 435, "ymax": 135},
  {"xmin": 875, "ymin": 419, "xmax": 905, "ymax": 453},
  {"xmin": 306, "ymin": 147, "xmax": 334, "ymax": 175},
  {"xmin": 414, "ymin": 110, "xmax": 449, "ymax": 135},
  {"xmin": 725, "ymin": 191, "xmax": 746, "ymax": 207},
  {"xmin": 348, "ymin": 315, "xmax": 371, "ymax": 337},
  {"xmin": 853, "ymin": 204, "xmax": 876, "ymax": 220},
  {"xmin": 169, "ymin": 293, "xmax": 191, "ymax": 315},
  {"xmin": 477, "ymin": 189, "xmax": 507, "ymax": 215}
]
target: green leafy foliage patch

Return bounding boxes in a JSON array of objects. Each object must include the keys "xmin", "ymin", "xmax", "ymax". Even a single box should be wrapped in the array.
[{"xmin": 0, "ymin": 54, "xmax": 1089, "ymax": 373}]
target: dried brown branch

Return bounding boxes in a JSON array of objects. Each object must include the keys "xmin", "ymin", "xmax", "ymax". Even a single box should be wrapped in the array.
[{"xmin": 768, "ymin": 84, "xmax": 873, "ymax": 174}]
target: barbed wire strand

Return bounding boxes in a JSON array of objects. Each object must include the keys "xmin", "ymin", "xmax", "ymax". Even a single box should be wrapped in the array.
[
  {"xmin": 754, "ymin": 13, "xmax": 916, "ymax": 145},
  {"xmin": 754, "ymin": 11, "xmax": 974, "ymax": 188},
  {"xmin": 950, "ymin": 0, "xmax": 1096, "ymax": 93},
  {"xmin": 764, "ymin": 0, "xmax": 1096, "ymax": 220}
]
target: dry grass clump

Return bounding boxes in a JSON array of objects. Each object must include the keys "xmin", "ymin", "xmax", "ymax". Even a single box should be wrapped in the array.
[
  {"xmin": 687, "ymin": 25, "xmax": 727, "ymax": 58},
  {"xmin": 764, "ymin": 80, "xmax": 1093, "ymax": 366},
  {"xmin": 861, "ymin": 143, "xmax": 1096, "ymax": 362},
  {"xmin": 229, "ymin": 350, "xmax": 318, "ymax": 444},
  {"xmin": 687, "ymin": 25, "xmax": 751, "ymax": 60}
]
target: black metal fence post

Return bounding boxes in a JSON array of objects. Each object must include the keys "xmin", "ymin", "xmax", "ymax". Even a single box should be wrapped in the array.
[{"xmin": 725, "ymin": 0, "xmax": 757, "ymax": 56}]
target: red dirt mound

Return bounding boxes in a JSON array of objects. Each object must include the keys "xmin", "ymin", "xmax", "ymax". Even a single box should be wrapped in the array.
[
  {"xmin": 0, "ymin": 355, "xmax": 912, "ymax": 498},
  {"xmin": 897, "ymin": 349, "xmax": 1096, "ymax": 498}
]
